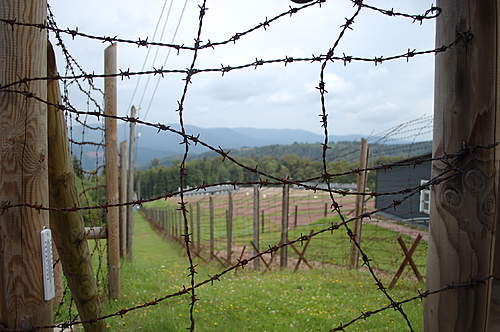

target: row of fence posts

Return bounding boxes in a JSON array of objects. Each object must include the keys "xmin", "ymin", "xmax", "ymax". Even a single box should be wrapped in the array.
[{"xmin": 141, "ymin": 176, "xmax": 368, "ymax": 271}]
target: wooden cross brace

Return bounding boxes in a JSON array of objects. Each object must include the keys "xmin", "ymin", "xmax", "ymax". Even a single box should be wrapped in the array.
[
  {"xmin": 388, "ymin": 234, "xmax": 423, "ymax": 289},
  {"xmin": 250, "ymin": 241, "xmax": 276, "ymax": 272},
  {"xmin": 291, "ymin": 230, "xmax": 314, "ymax": 272}
]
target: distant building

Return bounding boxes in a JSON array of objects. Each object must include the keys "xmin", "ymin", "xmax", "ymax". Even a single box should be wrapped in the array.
[
  {"xmin": 181, "ymin": 184, "xmax": 239, "ymax": 196},
  {"xmin": 294, "ymin": 182, "xmax": 357, "ymax": 191},
  {"xmin": 375, "ymin": 153, "xmax": 431, "ymax": 225}
]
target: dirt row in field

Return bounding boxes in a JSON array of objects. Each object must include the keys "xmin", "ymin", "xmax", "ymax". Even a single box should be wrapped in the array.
[{"xmin": 184, "ymin": 187, "xmax": 371, "ymax": 227}]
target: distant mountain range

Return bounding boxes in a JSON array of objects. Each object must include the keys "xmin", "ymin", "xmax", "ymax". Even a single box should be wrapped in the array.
[{"xmin": 70, "ymin": 124, "xmax": 429, "ymax": 170}]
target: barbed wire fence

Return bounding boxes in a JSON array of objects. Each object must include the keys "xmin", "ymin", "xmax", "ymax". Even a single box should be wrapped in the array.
[{"xmin": 0, "ymin": 0, "xmax": 495, "ymax": 331}]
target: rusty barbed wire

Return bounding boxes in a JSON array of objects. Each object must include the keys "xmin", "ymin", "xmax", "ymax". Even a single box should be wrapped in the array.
[
  {"xmin": 174, "ymin": 1, "xmax": 210, "ymax": 330},
  {"xmin": 317, "ymin": 3, "xmax": 414, "ymax": 331},
  {"xmin": 329, "ymin": 275, "xmax": 495, "ymax": 331},
  {"xmin": 0, "ymin": 1, "xmax": 477, "ymax": 331},
  {"xmin": 0, "ymin": 0, "xmax": 439, "ymax": 55},
  {"xmin": 29, "ymin": 166, "xmax": 458, "ymax": 331},
  {"xmin": 0, "ymin": 32, "xmax": 469, "ymax": 92}
]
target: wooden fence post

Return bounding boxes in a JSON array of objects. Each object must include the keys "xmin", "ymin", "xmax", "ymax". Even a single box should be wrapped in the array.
[
  {"xmin": 253, "ymin": 186, "xmax": 260, "ymax": 270},
  {"xmin": 323, "ymin": 202, "xmax": 328, "ymax": 217},
  {"xmin": 126, "ymin": 106, "xmax": 137, "ymax": 261},
  {"xmin": 196, "ymin": 201, "xmax": 201, "ymax": 252},
  {"xmin": 294, "ymin": 205, "xmax": 298, "ymax": 228},
  {"xmin": 227, "ymin": 192, "xmax": 233, "ymax": 264},
  {"xmin": 425, "ymin": 1, "xmax": 500, "ymax": 331},
  {"xmin": 209, "ymin": 195, "xmax": 215, "ymax": 259},
  {"xmin": 104, "ymin": 43, "xmax": 120, "ymax": 299},
  {"xmin": 350, "ymin": 138, "xmax": 368, "ymax": 270},
  {"xmin": 119, "ymin": 141, "xmax": 128, "ymax": 259},
  {"xmin": 261, "ymin": 210, "xmax": 265, "ymax": 233},
  {"xmin": 178, "ymin": 210, "xmax": 183, "ymax": 243},
  {"xmin": 46, "ymin": 44, "xmax": 105, "ymax": 331},
  {"xmin": 189, "ymin": 204, "xmax": 194, "ymax": 248},
  {"xmin": 280, "ymin": 184, "xmax": 290, "ymax": 269},
  {"xmin": 0, "ymin": 3, "xmax": 51, "ymax": 326}
]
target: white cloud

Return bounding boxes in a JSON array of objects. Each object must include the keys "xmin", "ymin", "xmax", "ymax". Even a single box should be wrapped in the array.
[{"xmin": 49, "ymin": 0, "xmax": 436, "ymax": 136}]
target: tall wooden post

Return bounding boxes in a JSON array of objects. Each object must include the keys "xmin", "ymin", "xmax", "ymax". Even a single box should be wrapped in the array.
[
  {"xmin": 280, "ymin": 184, "xmax": 290, "ymax": 268},
  {"xmin": 209, "ymin": 196, "xmax": 215, "ymax": 259},
  {"xmin": 119, "ymin": 141, "xmax": 128, "ymax": 259},
  {"xmin": 261, "ymin": 210, "xmax": 265, "ymax": 233},
  {"xmin": 253, "ymin": 185, "xmax": 260, "ymax": 270},
  {"xmin": 227, "ymin": 192, "xmax": 233, "ymax": 264},
  {"xmin": 196, "ymin": 201, "xmax": 201, "ymax": 252},
  {"xmin": 294, "ymin": 205, "xmax": 298, "ymax": 228},
  {"xmin": 46, "ymin": 43, "xmax": 105, "ymax": 331},
  {"xmin": 425, "ymin": 1, "xmax": 500, "ymax": 331},
  {"xmin": 126, "ymin": 106, "xmax": 137, "ymax": 261},
  {"xmin": 104, "ymin": 43, "xmax": 120, "ymax": 299},
  {"xmin": 189, "ymin": 204, "xmax": 194, "ymax": 248},
  {"xmin": 350, "ymin": 138, "xmax": 368, "ymax": 269},
  {"xmin": 0, "ymin": 1, "xmax": 52, "ymax": 328},
  {"xmin": 323, "ymin": 202, "xmax": 328, "ymax": 217}
]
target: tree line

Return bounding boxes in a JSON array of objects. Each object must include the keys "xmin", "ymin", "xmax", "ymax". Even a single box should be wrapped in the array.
[{"xmin": 136, "ymin": 154, "xmax": 370, "ymax": 199}]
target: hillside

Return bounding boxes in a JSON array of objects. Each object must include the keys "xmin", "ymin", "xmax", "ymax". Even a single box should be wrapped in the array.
[
  {"xmin": 70, "ymin": 124, "xmax": 370, "ymax": 169},
  {"xmin": 156, "ymin": 140, "xmax": 432, "ymax": 167}
]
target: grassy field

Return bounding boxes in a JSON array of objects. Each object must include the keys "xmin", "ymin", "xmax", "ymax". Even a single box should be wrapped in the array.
[
  {"xmin": 62, "ymin": 212, "xmax": 429, "ymax": 331},
  {"xmin": 144, "ymin": 198, "xmax": 428, "ymax": 277}
]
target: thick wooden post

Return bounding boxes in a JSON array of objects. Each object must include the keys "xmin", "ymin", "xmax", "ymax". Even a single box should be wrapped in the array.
[
  {"xmin": 46, "ymin": 44, "xmax": 105, "ymax": 331},
  {"xmin": 126, "ymin": 106, "xmax": 137, "ymax": 261},
  {"xmin": 0, "ymin": 2, "xmax": 52, "ymax": 327},
  {"xmin": 253, "ymin": 185, "xmax": 260, "ymax": 270},
  {"xmin": 104, "ymin": 43, "xmax": 120, "ymax": 299},
  {"xmin": 209, "ymin": 196, "xmax": 215, "ymax": 259},
  {"xmin": 425, "ymin": 1, "xmax": 500, "ymax": 331},
  {"xmin": 350, "ymin": 138, "xmax": 368, "ymax": 269},
  {"xmin": 196, "ymin": 202, "xmax": 201, "ymax": 252},
  {"xmin": 280, "ymin": 184, "xmax": 290, "ymax": 269},
  {"xmin": 323, "ymin": 202, "xmax": 328, "ymax": 217},
  {"xmin": 119, "ymin": 141, "xmax": 128, "ymax": 259},
  {"xmin": 227, "ymin": 192, "xmax": 233, "ymax": 264}
]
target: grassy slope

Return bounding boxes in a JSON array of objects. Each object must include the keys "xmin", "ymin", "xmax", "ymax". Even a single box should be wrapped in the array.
[{"xmin": 96, "ymin": 212, "xmax": 425, "ymax": 331}]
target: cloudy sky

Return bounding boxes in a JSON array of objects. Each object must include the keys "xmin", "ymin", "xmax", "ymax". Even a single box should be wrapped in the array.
[{"xmin": 49, "ymin": 0, "xmax": 436, "ymax": 138}]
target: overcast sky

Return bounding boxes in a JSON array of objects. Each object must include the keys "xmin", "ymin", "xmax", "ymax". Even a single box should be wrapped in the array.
[{"xmin": 49, "ymin": 0, "xmax": 436, "ymax": 138}]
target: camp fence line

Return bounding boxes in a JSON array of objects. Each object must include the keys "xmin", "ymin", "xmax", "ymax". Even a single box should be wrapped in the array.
[{"xmin": 0, "ymin": 0, "xmax": 482, "ymax": 331}]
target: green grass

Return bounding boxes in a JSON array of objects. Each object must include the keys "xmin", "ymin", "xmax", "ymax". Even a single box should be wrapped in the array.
[
  {"xmin": 143, "ymin": 199, "xmax": 428, "ymax": 277},
  {"xmin": 56, "ymin": 212, "xmax": 427, "ymax": 331}
]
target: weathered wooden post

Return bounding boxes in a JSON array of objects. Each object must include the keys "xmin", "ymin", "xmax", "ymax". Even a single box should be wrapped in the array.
[
  {"xmin": 189, "ymin": 204, "xmax": 194, "ymax": 248},
  {"xmin": 119, "ymin": 141, "xmax": 128, "ymax": 258},
  {"xmin": 196, "ymin": 201, "xmax": 201, "ymax": 252},
  {"xmin": 0, "ymin": 2, "xmax": 52, "ymax": 328},
  {"xmin": 280, "ymin": 184, "xmax": 290, "ymax": 268},
  {"xmin": 294, "ymin": 205, "xmax": 298, "ymax": 228},
  {"xmin": 323, "ymin": 202, "xmax": 328, "ymax": 217},
  {"xmin": 46, "ymin": 43, "xmax": 105, "ymax": 331},
  {"xmin": 425, "ymin": 1, "xmax": 500, "ymax": 331},
  {"xmin": 209, "ymin": 195, "xmax": 215, "ymax": 259},
  {"xmin": 104, "ymin": 43, "xmax": 120, "ymax": 299},
  {"xmin": 261, "ymin": 210, "xmax": 265, "ymax": 233},
  {"xmin": 126, "ymin": 106, "xmax": 137, "ymax": 261},
  {"xmin": 253, "ymin": 186, "xmax": 260, "ymax": 270},
  {"xmin": 350, "ymin": 138, "xmax": 368, "ymax": 269},
  {"xmin": 227, "ymin": 192, "xmax": 233, "ymax": 264}
]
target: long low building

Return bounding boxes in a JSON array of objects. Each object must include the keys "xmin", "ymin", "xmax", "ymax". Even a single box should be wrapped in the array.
[
  {"xmin": 181, "ymin": 184, "xmax": 239, "ymax": 196},
  {"xmin": 293, "ymin": 182, "xmax": 357, "ymax": 191},
  {"xmin": 375, "ymin": 153, "xmax": 431, "ymax": 225}
]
